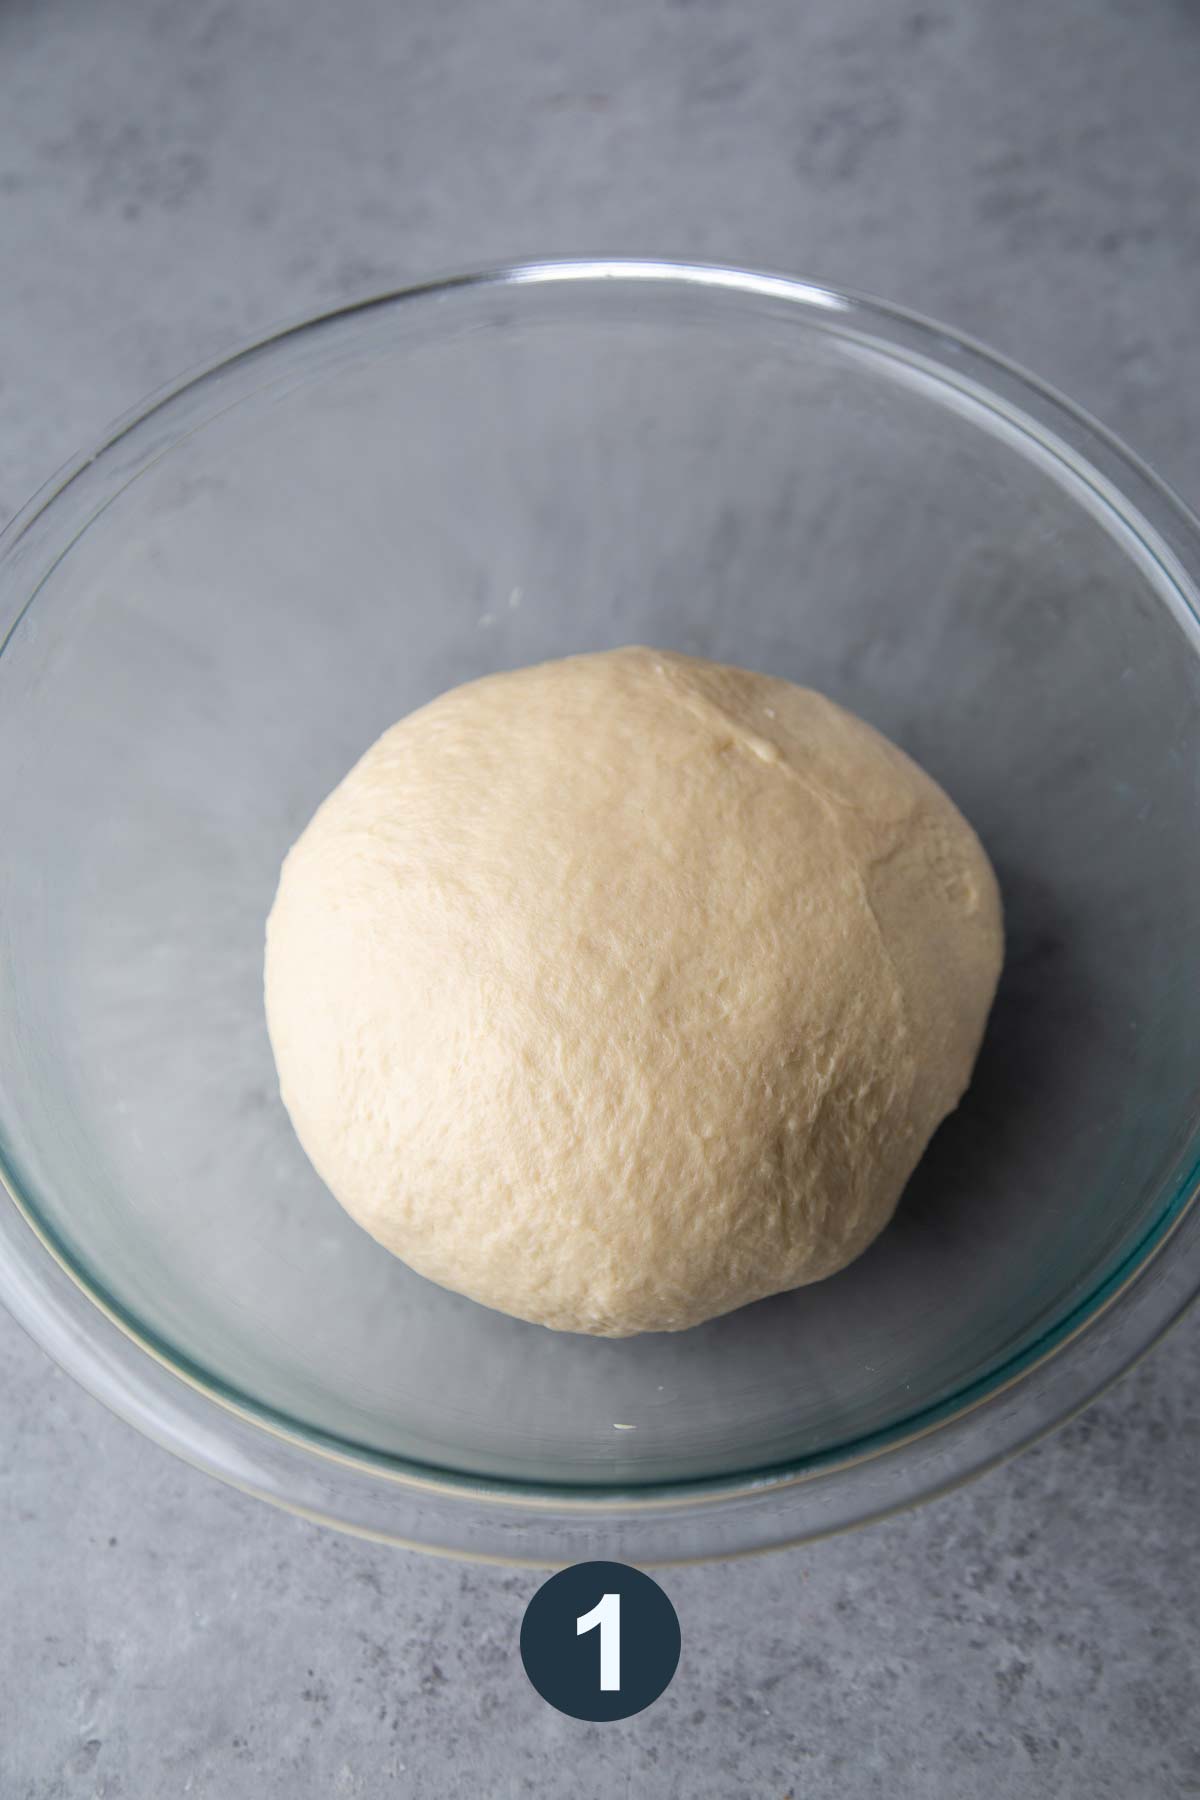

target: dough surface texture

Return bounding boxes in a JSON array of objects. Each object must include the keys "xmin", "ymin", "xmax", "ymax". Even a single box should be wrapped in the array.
[{"xmin": 265, "ymin": 648, "xmax": 1003, "ymax": 1336}]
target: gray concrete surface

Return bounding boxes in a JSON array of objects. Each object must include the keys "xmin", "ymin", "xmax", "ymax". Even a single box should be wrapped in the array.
[{"xmin": 2, "ymin": 0, "xmax": 1200, "ymax": 1793}]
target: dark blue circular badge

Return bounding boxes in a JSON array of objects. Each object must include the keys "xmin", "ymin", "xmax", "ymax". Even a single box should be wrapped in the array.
[{"xmin": 520, "ymin": 1560, "xmax": 681, "ymax": 1720}]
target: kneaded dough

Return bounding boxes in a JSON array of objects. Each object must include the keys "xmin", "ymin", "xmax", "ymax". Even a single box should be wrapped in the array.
[{"xmin": 265, "ymin": 647, "xmax": 1002, "ymax": 1336}]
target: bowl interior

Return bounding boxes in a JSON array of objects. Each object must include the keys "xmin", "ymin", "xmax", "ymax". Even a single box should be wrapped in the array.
[{"xmin": 2, "ymin": 272, "xmax": 1199, "ymax": 1490}]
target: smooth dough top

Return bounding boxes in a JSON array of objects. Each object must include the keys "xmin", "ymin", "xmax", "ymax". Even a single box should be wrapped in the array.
[{"xmin": 265, "ymin": 647, "xmax": 1003, "ymax": 1335}]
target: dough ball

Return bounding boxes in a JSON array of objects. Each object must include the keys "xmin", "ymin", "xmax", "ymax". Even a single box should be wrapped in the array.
[{"xmin": 265, "ymin": 647, "xmax": 1002, "ymax": 1336}]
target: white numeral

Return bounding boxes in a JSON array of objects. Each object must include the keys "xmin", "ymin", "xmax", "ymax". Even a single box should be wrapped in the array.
[{"xmin": 576, "ymin": 1591, "xmax": 621, "ymax": 1691}]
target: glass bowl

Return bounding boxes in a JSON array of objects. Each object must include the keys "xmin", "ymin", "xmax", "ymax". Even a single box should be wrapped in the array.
[{"xmin": 2, "ymin": 260, "xmax": 1199, "ymax": 1565}]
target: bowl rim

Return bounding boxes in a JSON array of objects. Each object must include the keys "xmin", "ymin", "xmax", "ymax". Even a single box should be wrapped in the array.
[{"xmin": 2, "ymin": 255, "xmax": 1200, "ymax": 1562}]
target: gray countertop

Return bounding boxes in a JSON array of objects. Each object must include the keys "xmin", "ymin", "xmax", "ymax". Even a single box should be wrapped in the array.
[{"xmin": 2, "ymin": 2, "xmax": 1200, "ymax": 1794}]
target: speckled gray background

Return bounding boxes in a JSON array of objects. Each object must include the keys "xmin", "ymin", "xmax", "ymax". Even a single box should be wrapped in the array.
[{"xmin": 2, "ymin": 1, "xmax": 1200, "ymax": 1794}]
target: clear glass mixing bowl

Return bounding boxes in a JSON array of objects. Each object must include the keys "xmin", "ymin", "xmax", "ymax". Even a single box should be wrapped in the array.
[{"xmin": 2, "ymin": 261, "xmax": 1199, "ymax": 1564}]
